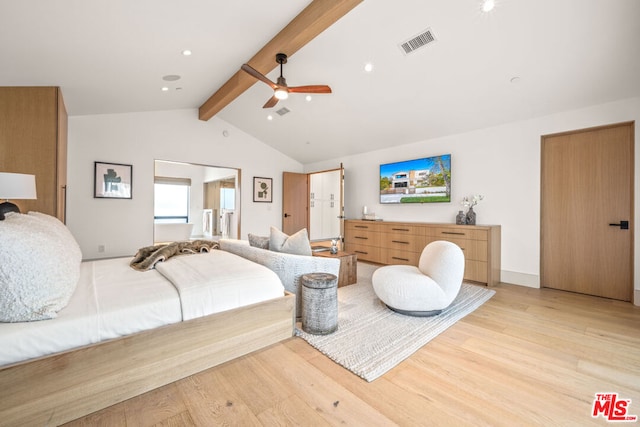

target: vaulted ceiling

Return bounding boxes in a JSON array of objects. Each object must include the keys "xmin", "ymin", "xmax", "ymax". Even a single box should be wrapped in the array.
[{"xmin": 2, "ymin": 0, "xmax": 639, "ymax": 164}]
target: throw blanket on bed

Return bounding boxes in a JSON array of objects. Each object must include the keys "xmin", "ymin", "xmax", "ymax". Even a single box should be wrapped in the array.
[
  {"xmin": 130, "ymin": 240, "xmax": 219, "ymax": 271},
  {"xmin": 154, "ymin": 250, "xmax": 284, "ymax": 320}
]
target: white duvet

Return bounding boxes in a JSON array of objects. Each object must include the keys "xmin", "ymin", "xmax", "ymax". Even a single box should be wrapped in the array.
[
  {"xmin": 155, "ymin": 250, "xmax": 284, "ymax": 320},
  {"xmin": 0, "ymin": 251, "xmax": 284, "ymax": 367}
]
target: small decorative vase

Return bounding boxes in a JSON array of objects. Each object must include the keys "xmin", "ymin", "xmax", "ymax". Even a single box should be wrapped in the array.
[
  {"xmin": 466, "ymin": 206, "xmax": 476, "ymax": 225},
  {"xmin": 456, "ymin": 210, "xmax": 466, "ymax": 225},
  {"xmin": 330, "ymin": 238, "xmax": 338, "ymax": 254}
]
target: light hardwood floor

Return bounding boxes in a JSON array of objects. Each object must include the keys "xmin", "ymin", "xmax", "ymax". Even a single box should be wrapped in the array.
[{"xmin": 65, "ymin": 270, "xmax": 640, "ymax": 426}]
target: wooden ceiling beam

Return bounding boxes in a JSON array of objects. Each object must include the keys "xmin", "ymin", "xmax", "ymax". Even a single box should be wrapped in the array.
[{"xmin": 198, "ymin": 0, "xmax": 363, "ymax": 121}]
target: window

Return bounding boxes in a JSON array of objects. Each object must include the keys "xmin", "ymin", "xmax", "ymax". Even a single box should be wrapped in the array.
[
  {"xmin": 154, "ymin": 177, "xmax": 190, "ymax": 223},
  {"xmin": 220, "ymin": 187, "xmax": 235, "ymax": 210}
]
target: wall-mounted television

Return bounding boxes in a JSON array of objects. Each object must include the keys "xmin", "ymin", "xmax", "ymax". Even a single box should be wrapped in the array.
[{"xmin": 380, "ymin": 154, "xmax": 451, "ymax": 204}]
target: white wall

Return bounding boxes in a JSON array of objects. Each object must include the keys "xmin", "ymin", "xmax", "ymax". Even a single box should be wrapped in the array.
[
  {"xmin": 67, "ymin": 109, "xmax": 302, "ymax": 260},
  {"xmin": 305, "ymin": 97, "xmax": 640, "ymax": 296}
]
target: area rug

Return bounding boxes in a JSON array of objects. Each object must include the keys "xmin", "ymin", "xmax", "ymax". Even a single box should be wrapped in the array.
[{"xmin": 295, "ymin": 263, "xmax": 495, "ymax": 382}]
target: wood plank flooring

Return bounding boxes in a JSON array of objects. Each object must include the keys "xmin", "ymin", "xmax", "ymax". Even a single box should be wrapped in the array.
[{"xmin": 64, "ymin": 277, "xmax": 640, "ymax": 426}]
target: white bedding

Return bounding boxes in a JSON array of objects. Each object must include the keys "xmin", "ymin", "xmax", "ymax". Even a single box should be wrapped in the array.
[
  {"xmin": 155, "ymin": 250, "xmax": 285, "ymax": 320},
  {"xmin": 0, "ymin": 251, "xmax": 284, "ymax": 367}
]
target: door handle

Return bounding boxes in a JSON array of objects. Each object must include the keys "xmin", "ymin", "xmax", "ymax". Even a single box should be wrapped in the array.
[
  {"xmin": 284, "ymin": 213, "xmax": 291, "ymax": 218},
  {"xmin": 609, "ymin": 220, "xmax": 629, "ymax": 229}
]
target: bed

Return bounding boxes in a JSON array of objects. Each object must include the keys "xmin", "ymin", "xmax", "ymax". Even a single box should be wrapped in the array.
[{"xmin": 0, "ymin": 213, "xmax": 295, "ymax": 426}]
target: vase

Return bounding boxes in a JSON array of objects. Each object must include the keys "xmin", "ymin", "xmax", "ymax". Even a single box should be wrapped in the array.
[
  {"xmin": 456, "ymin": 210, "xmax": 466, "ymax": 225},
  {"xmin": 466, "ymin": 206, "xmax": 476, "ymax": 225}
]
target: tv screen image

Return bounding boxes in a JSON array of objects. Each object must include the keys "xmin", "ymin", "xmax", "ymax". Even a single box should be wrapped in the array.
[{"xmin": 380, "ymin": 154, "xmax": 451, "ymax": 204}]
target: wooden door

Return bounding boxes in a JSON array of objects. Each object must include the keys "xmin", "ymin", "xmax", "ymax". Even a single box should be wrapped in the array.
[
  {"xmin": 541, "ymin": 122, "xmax": 634, "ymax": 301},
  {"xmin": 282, "ymin": 172, "xmax": 308, "ymax": 235}
]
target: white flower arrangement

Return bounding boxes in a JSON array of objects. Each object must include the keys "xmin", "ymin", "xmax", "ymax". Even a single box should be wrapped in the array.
[{"xmin": 461, "ymin": 194, "xmax": 484, "ymax": 208}]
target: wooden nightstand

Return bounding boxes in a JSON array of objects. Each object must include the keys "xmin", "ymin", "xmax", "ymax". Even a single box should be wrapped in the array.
[{"xmin": 312, "ymin": 250, "xmax": 357, "ymax": 287}]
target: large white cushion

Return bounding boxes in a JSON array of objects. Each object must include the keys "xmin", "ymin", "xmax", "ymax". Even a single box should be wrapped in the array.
[
  {"xmin": 269, "ymin": 227, "xmax": 312, "ymax": 256},
  {"xmin": 0, "ymin": 212, "xmax": 82, "ymax": 322}
]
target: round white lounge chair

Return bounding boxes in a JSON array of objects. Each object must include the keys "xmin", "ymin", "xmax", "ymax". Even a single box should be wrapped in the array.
[{"xmin": 372, "ymin": 240, "xmax": 465, "ymax": 316}]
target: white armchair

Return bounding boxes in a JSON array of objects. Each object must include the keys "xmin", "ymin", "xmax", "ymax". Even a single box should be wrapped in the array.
[{"xmin": 372, "ymin": 240, "xmax": 465, "ymax": 316}]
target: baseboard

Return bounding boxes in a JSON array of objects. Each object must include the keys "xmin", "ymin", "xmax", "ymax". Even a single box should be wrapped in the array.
[{"xmin": 500, "ymin": 270, "xmax": 540, "ymax": 288}]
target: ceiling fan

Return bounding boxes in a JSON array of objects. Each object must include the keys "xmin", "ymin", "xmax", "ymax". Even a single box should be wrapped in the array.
[{"xmin": 241, "ymin": 53, "xmax": 332, "ymax": 108}]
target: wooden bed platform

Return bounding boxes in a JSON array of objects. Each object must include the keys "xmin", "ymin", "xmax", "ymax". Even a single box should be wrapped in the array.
[{"xmin": 0, "ymin": 291, "xmax": 295, "ymax": 427}]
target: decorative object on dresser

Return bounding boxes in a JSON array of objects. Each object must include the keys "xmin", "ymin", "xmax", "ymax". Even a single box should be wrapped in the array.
[
  {"xmin": 94, "ymin": 162, "xmax": 132, "ymax": 199},
  {"xmin": 0, "ymin": 173, "xmax": 37, "ymax": 220},
  {"xmin": 253, "ymin": 176, "xmax": 272, "ymax": 202},
  {"xmin": 344, "ymin": 219, "xmax": 501, "ymax": 286},
  {"xmin": 461, "ymin": 194, "xmax": 484, "ymax": 225}
]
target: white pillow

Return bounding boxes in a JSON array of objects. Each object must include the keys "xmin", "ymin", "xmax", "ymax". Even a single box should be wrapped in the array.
[
  {"xmin": 0, "ymin": 212, "xmax": 82, "ymax": 322},
  {"xmin": 269, "ymin": 227, "xmax": 312, "ymax": 256}
]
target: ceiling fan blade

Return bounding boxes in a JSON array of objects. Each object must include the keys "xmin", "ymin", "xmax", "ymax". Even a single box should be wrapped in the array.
[
  {"xmin": 263, "ymin": 95, "xmax": 279, "ymax": 108},
  {"xmin": 241, "ymin": 64, "xmax": 278, "ymax": 89},
  {"xmin": 288, "ymin": 85, "xmax": 332, "ymax": 94}
]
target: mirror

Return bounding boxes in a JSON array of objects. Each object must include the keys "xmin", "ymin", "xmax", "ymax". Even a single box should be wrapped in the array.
[{"xmin": 153, "ymin": 160, "xmax": 240, "ymax": 243}]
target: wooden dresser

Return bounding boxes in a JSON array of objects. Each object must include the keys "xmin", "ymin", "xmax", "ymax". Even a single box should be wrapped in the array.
[{"xmin": 344, "ymin": 219, "xmax": 501, "ymax": 286}]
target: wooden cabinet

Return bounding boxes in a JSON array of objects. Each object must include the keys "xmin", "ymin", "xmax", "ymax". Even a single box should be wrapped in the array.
[
  {"xmin": 0, "ymin": 87, "xmax": 67, "ymax": 222},
  {"xmin": 345, "ymin": 219, "xmax": 501, "ymax": 286}
]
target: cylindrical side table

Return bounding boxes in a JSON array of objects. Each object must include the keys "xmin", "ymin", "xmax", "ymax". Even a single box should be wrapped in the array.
[{"xmin": 301, "ymin": 272, "xmax": 338, "ymax": 335}]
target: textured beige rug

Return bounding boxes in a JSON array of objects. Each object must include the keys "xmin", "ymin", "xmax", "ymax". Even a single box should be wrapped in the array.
[{"xmin": 295, "ymin": 262, "xmax": 495, "ymax": 382}]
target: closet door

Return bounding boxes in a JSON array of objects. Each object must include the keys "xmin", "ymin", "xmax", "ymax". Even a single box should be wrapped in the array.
[
  {"xmin": 0, "ymin": 87, "xmax": 67, "ymax": 221},
  {"xmin": 541, "ymin": 122, "xmax": 633, "ymax": 301}
]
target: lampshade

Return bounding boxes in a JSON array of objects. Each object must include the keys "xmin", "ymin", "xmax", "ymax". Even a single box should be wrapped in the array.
[{"xmin": 0, "ymin": 172, "xmax": 37, "ymax": 200}]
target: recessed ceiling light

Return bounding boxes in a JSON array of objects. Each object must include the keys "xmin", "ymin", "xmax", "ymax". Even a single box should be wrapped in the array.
[
  {"xmin": 267, "ymin": 115, "xmax": 273, "ymax": 121},
  {"xmin": 161, "ymin": 87, "xmax": 169, "ymax": 92},
  {"xmin": 182, "ymin": 50, "xmax": 192, "ymax": 56},
  {"xmin": 305, "ymin": 95, "xmax": 312, "ymax": 102},
  {"xmin": 162, "ymin": 74, "xmax": 181, "ymax": 81},
  {"xmin": 481, "ymin": 0, "xmax": 495, "ymax": 12},
  {"xmin": 364, "ymin": 63, "xmax": 374, "ymax": 73}
]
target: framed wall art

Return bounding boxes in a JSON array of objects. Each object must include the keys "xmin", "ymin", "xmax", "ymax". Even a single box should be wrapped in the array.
[
  {"xmin": 253, "ymin": 177, "xmax": 272, "ymax": 203},
  {"xmin": 94, "ymin": 161, "xmax": 132, "ymax": 199}
]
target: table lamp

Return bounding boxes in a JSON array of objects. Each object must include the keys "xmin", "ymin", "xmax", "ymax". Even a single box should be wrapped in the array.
[{"xmin": 0, "ymin": 172, "xmax": 37, "ymax": 220}]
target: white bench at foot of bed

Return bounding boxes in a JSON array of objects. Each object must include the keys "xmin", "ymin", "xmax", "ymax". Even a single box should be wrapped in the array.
[{"xmin": 0, "ymin": 291, "xmax": 295, "ymax": 427}]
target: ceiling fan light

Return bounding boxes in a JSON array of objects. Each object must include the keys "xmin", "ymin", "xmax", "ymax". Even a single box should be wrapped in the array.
[
  {"xmin": 274, "ymin": 89, "xmax": 288, "ymax": 100},
  {"xmin": 482, "ymin": 0, "xmax": 495, "ymax": 12}
]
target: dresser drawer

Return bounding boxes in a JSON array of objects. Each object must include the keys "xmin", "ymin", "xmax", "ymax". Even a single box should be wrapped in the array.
[
  {"xmin": 346, "ymin": 221, "xmax": 383, "ymax": 233},
  {"xmin": 345, "ymin": 229, "xmax": 382, "ymax": 247},
  {"xmin": 345, "ymin": 242, "xmax": 384, "ymax": 264},
  {"xmin": 464, "ymin": 260, "xmax": 488, "ymax": 283},
  {"xmin": 438, "ymin": 237, "xmax": 488, "ymax": 262},
  {"xmin": 384, "ymin": 224, "xmax": 425, "ymax": 236},
  {"xmin": 434, "ymin": 227, "xmax": 488, "ymax": 241},
  {"xmin": 383, "ymin": 232, "xmax": 428, "ymax": 252},
  {"xmin": 386, "ymin": 249, "xmax": 420, "ymax": 266}
]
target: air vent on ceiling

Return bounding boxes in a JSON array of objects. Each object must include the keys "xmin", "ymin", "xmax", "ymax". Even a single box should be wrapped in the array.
[
  {"xmin": 399, "ymin": 28, "xmax": 437, "ymax": 55},
  {"xmin": 276, "ymin": 107, "xmax": 291, "ymax": 116}
]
